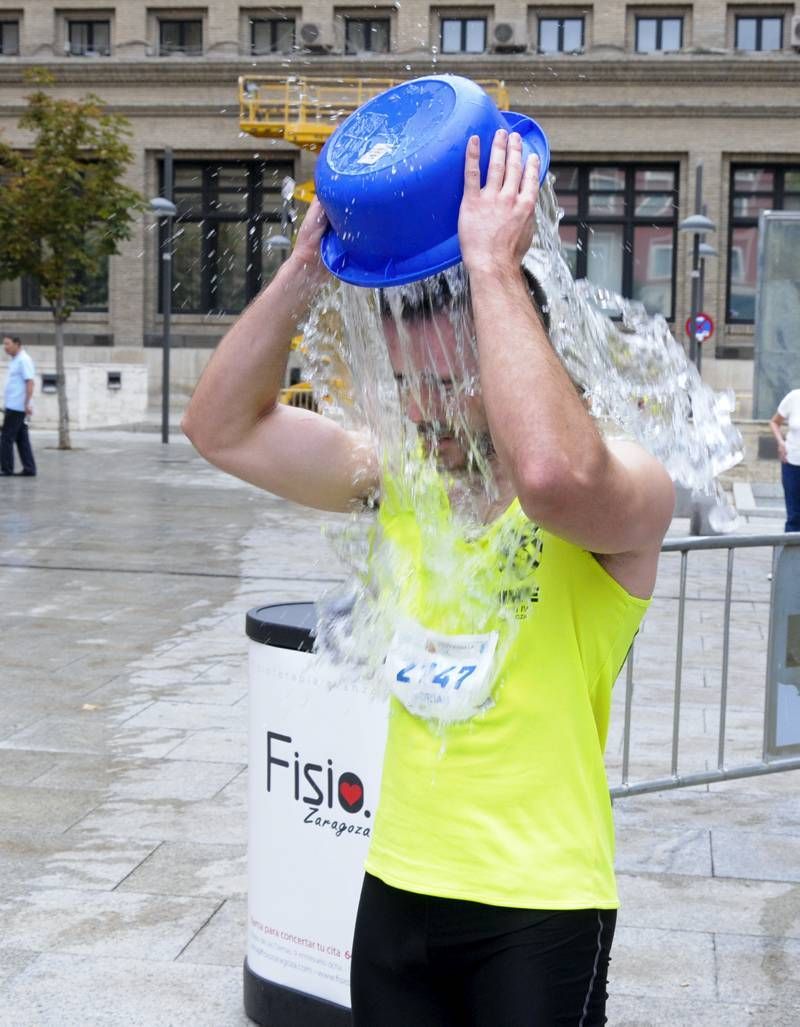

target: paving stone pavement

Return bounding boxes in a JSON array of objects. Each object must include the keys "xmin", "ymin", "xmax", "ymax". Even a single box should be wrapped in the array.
[{"xmin": 0, "ymin": 429, "xmax": 798, "ymax": 1027}]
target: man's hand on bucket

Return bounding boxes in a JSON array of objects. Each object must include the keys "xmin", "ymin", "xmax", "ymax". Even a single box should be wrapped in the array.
[
  {"xmin": 290, "ymin": 197, "xmax": 330, "ymax": 283},
  {"xmin": 458, "ymin": 129, "xmax": 540, "ymax": 280}
]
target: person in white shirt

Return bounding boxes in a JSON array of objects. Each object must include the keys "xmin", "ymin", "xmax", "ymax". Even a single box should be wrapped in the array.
[
  {"xmin": 1, "ymin": 335, "xmax": 37, "ymax": 477},
  {"xmin": 770, "ymin": 388, "xmax": 800, "ymax": 532}
]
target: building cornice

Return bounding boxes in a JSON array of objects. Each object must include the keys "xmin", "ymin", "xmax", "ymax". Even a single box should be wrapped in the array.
[
  {"xmin": 0, "ymin": 53, "xmax": 798, "ymax": 88},
  {"xmin": 1, "ymin": 101, "xmax": 797, "ymax": 120}
]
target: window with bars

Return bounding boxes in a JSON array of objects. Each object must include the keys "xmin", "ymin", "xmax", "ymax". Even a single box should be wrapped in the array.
[
  {"xmin": 440, "ymin": 17, "xmax": 486, "ymax": 53},
  {"xmin": 552, "ymin": 163, "xmax": 679, "ymax": 319},
  {"xmin": 735, "ymin": 14, "xmax": 783, "ymax": 50},
  {"xmin": 538, "ymin": 18, "xmax": 584, "ymax": 53},
  {"xmin": 344, "ymin": 17, "xmax": 390, "ymax": 52},
  {"xmin": 68, "ymin": 20, "xmax": 111, "ymax": 56},
  {"xmin": 251, "ymin": 17, "xmax": 295, "ymax": 53},
  {"xmin": 727, "ymin": 165, "xmax": 800, "ymax": 323},
  {"xmin": 158, "ymin": 19, "xmax": 203, "ymax": 55},
  {"xmin": 635, "ymin": 15, "xmax": 683, "ymax": 51},
  {"xmin": 0, "ymin": 21, "xmax": 19, "ymax": 55},
  {"xmin": 159, "ymin": 160, "xmax": 294, "ymax": 316}
]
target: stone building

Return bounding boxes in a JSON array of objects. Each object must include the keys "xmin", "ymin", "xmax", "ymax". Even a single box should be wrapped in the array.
[{"xmin": 0, "ymin": 0, "xmax": 798, "ymax": 414}]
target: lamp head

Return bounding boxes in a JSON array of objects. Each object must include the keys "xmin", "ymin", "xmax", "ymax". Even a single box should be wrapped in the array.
[
  {"xmin": 678, "ymin": 213, "xmax": 716, "ymax": 234},
  {"xmin": 149, "ymin": 197, "xmax": 178, "ymax": 218}
]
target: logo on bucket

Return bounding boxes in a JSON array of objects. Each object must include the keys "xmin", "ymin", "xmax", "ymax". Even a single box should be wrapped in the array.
[{"xmin": 266, "ymin": 730, "xmax": 372, "ymax": 838}]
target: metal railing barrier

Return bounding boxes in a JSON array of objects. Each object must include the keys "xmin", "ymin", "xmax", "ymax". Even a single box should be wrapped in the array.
[
  {"xmin": 279, "ymin": 383, "xmax": 318, "ymax": 411},
  {"xmin": 609, "ymin": 532, "xmax": 800, "ymax": 799}
]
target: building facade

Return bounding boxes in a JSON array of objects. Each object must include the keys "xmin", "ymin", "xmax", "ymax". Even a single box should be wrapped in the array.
[{"xmin": 0, "ymin": 0, "xmax": 798, "ymax": 414}]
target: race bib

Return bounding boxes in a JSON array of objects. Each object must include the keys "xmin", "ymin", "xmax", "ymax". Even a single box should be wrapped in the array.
[{"xmin": 384, "ymin": 620, "xmax": 499, "ymax": 723}]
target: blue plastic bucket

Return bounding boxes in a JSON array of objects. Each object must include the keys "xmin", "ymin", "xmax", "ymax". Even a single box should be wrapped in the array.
[{"xmin": 314, "ymin": 75, "xmax": 550, "ymax": 288}]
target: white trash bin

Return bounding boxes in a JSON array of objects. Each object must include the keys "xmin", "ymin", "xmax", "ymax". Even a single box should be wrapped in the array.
[{"xmin": 244, "ymin": 602, "xmax": 389, "ymax": 1025}]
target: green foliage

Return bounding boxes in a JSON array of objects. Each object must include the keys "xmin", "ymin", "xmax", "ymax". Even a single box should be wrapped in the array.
[{"xmin": 0, "ymin": 76, "xmax": 143, "ymax": 322}]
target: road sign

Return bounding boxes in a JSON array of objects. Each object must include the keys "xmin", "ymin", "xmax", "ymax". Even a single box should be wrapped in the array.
[{"xmin": 685, "ymin": 313, "xmax": 714, "ymax": 343}]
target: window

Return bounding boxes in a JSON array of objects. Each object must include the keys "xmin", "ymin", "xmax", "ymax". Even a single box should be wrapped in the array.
[
  {"xmin": 552, "ymin": 164, "xmax": 679, "ymax": 318},
  {"xmin": 68, "ymin": 20, "xmax": 111, "ymax": 56},
  {"xmin": 159, "ymin": 160, "xmax": 294, "ymax": 316},
  {"xmin": 635, "ymin": 15, "xmax": 683, "ymax": 51},
  {"xmin": 441, "ymin": 17, "xmax": 486, "ymax": 53},
  {"xmin": 159, "ymin": 18, "xmax": 203, "ymax": 55},
  {"xmin": 251, "ymin": 16, "xmax": 295, "ymax": 53},
  {"xmin": 727, "ymin": 165, "xmax": 800, "ymax": 322},
  {"xmin": 0, "ymin": 21, "xmax": 19, "ymax": 55},
  {"xmin": 735, "ymin": 15, "xmax": 783, "ymax": 50},
  {"xmin": 0, "ymin": 262, "xmax": 108, "ymax": 312},
  {"xmin": 0, "ymin": 158, "xmax": 109, "ymax": 311},
  {"xmin": 538, "ymin": 18, "xmax": 584, "ymax": 53},
  {"xmin": 345, "ymin": 17, "xmax": 390, "ymax": 52}
]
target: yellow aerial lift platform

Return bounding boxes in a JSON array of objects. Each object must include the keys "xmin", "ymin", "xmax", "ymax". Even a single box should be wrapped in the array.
[{"xmin": 239, "ymin": 75, "xmax": 510, "ymax": 152}]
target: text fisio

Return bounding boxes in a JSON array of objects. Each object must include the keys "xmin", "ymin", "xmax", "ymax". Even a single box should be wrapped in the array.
[{"xmin": 266, "ymin": 730, "xmax": 371, "ymax": 836}]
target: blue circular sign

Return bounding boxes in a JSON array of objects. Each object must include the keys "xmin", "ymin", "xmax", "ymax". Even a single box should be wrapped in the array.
[{"xmin": 685, "ymin": 313, "xmax": 714, "ymax": 342}]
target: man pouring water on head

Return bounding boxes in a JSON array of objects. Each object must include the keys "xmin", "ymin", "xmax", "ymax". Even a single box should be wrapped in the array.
[{"xmin": 184, "ymin": 83, "xmax": 674, "ymax": 1023}]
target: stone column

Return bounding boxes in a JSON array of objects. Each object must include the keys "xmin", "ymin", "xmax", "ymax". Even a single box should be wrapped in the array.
[
  {"xmin": 110, "ymin": 140, "xmax": 148, "ymax": 350},
  {"xmin": 207, "ymin": 0, "xmax": 241, "ymax": 57},
  {"xmin": 114, "ymin": 2, "xmax": 148, "ymax": 58}
]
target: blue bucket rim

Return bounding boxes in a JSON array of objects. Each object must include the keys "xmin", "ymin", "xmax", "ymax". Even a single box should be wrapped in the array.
[{"xmin": 319, "ymin": 109, "xmax": 550, "ymax": 288}]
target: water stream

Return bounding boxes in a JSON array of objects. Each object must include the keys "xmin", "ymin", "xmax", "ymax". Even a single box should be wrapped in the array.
[{"xmin": 298, "ymin": 175, "xmax": 744, "ymax": 704}]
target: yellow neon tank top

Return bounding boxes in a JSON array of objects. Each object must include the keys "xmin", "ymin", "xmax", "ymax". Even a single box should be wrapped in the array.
[{"xmin": 365, "ymin": 475, "xmax": 650, "ymax": 909}]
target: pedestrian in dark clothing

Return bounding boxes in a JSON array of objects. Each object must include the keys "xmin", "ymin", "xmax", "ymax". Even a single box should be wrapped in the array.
[{"xmin": 2, "ymin": 335, "xmax": 37, "ymax": 477}]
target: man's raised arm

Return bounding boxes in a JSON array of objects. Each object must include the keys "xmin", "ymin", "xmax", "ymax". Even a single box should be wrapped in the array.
[
  {"xmin": 458, "ymin": 131, "xmax": 674, "ymax": 574},
  {"xmin": 182, "ymin": 200, "xmax": 378, "ymax": 512}
]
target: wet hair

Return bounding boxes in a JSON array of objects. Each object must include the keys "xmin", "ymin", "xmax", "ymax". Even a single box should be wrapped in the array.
[
  {"xmin": 378, "ymin": 267, "xmax": 550, "ymax": 334},
  {"xmin": 378, "ymin": 274, "xmax": 465, "ymax": 321},
  {"xmin": 520, "ymin": 267, "xmax": 550, "ymax": 334}
]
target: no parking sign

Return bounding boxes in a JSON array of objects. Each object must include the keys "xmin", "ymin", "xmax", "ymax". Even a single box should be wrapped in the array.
[{"xmin": 685, "ymin": 313, "xmax": 714, "ymax": 343}]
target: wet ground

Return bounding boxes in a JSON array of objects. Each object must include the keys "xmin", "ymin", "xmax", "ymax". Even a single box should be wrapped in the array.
[{"xmin": 0, "ymin": 430, "xmax": 798, "ymax": 1026}]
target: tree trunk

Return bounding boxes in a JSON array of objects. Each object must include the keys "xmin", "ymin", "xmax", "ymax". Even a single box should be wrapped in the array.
[{"xmin": 53, "ymin": 315, "xmax": 71, "ymax": 450}]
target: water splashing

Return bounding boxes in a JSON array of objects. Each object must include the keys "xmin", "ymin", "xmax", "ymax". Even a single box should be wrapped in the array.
[
  {"xmin": 529, "ymin": 178, "xmax": 742, "ymax": 491},
  {"xmin": 304, "ymin": 175, "xmax": 741, "ymax": 492},
  {"xmin": 300, "ymin": 173, "xmax": 742, "ymax": 707}
]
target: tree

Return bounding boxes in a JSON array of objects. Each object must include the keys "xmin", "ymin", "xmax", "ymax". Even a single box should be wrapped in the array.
[{"xmin": 0, "ymin": 72, "xmax": 143, "ymax": 448}]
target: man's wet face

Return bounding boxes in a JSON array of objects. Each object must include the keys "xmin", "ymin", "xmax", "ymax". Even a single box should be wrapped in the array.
[{"xmin": 383, "ymin": 309, "xmax": 488, "ymax": 471}]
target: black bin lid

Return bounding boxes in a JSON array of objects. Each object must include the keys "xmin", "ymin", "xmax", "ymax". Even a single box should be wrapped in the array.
[{"xmin": 246, "ymin": 602, "xmax": 316, "ymax": 651}]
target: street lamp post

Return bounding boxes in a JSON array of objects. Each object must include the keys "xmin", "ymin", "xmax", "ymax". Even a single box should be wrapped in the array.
[
  {"xmin": 149, "ymin": 148, "xmax": 177, "ymax": 445},
  {"xmin": 678, "ymin": 165, "xmax": 720, "ymax": 536},
  {"xmin": 697, "ymin": 239, "xmax": 718, "ymax": 374},
  {"xmin": 261, "ymin": 177, "xmax": 295, "ymax": 287},
  {"xmin": 280, "ymin": 176, "xmax": 296, "ymax": 238},
  {"xmin": 263, "ymin": 233, "xmax": 292, "ymax": 261},
  {"xmin": 678, "ymin": 162, "xmax": 716, "ymax": 373}
]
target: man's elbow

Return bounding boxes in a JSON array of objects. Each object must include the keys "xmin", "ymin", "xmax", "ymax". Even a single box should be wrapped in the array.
[
  {"xmin": 516, "ymin": 465, "xmax": 580, "ymax": 525},
  {"xmin": 180, "ymin": 410, "xmax": 198, "ymax": 446},
  {"xmin": 181, "ymin": 410, "xmax": 215, "ymax": 459},
  {"xmin": 516, "ymin": 449, "xmax": 605, "ymax": 520},
  {"xmin": 182, "ymin": 405, "xmax": 263, "ymax": 470}
]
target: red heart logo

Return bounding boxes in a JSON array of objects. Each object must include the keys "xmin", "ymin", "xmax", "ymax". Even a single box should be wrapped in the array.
[{"xmin": 339, "ymin": 781, "xmax": 363, "ymax": 807}]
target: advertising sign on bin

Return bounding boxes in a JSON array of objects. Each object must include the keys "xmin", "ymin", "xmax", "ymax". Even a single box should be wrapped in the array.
[{"xmin": 248, "ymin": 640, "xmax": 389, "ymax": 1009}]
